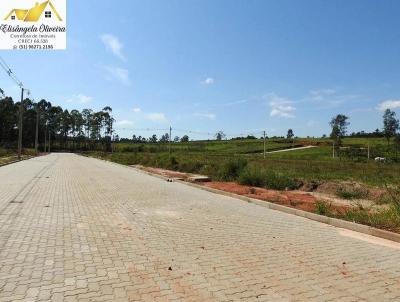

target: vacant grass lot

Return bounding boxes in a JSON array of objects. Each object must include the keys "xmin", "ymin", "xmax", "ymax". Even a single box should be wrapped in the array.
[{"xmin": 85, "ymin": 137, "xmax": 400, "ymax": 187}]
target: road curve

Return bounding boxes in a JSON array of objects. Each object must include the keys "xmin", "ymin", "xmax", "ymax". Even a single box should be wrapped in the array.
[
  {"xmin": 266, "ymin": 145, "xmax": 317, "ymax": 154},
  {"xmin": 0, "ymin": 153, "xmax": 399, "ymax": 301}
]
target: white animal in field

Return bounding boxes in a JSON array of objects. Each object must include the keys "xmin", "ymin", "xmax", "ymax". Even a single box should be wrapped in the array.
[{"xmin": 374, "ymin": 157, "xmax": 385, "ymax": 162}]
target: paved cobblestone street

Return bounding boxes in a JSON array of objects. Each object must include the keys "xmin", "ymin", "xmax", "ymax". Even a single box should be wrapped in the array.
[{"xmin": 1, "ymin": 153, "xmax": 400, "ymax": 301}]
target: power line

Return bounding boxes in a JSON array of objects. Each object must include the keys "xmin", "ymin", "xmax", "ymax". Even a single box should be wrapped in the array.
[
  {"xmin": 0, "ymin": 55, "xmax": 34, "ymax": 160},
  {"xmin": 0, "ymin": 56, "xmax": 23, "ymax": 88},
  {"xmin": 114, "ymin": 126, "xmax": 266, "ymax": 140},
  {"xmin": 114, "ymin": 127, "xmax": 170, "ymax": 132}
]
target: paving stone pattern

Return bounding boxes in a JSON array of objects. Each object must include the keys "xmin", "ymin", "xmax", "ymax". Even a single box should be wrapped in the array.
[{"xmin": 1, "ymin": 154, "xmax": 400, "ymax": 301}]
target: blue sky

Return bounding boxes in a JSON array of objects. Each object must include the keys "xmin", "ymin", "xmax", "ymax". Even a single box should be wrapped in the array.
[{"xmin": 1, "ymin": 0, "xmax": 400, "ymax": 139}]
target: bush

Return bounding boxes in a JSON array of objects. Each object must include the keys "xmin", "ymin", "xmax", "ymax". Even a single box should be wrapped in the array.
[
  {"xmin": 264, "ymin": 170, "xmax": 298, "ymax": 190},
  {"xmin": 238, "ymin": 166, "xmax": 265, "ymax": 187},
  {"xmin": 238, "ymin": 166, "xmax": 298, "ymax": 190},
  {"xmin": 218, "ymin": 158, "xmax": 248, "ymax": 181}
]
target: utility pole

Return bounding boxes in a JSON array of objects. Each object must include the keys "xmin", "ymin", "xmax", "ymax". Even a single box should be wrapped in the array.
[
  {"xmin": 263, "ymin": 131, "xmax": 266, "ymax": 159},
  {"xmin": 35, "ymin": 103, "xmax": 39, "ymax": 155},
  {"xmin": 169, "ymin": 126, "xmax": 172, "ymax": 156},
  {"xmin": 110, "ymin": 119, "xmax": 114, "ymax": 153},
  {"xmin": 48, "ymin": 129, "xmax": 51, "ymax": 153},
  {"xmin": 367, "ymin": 140, "xmax": 370, "ymax": 160},
  {"xmin": 17, "ymin": 88, "xmax": 24, "ymax": 160},
  {"xmin": 44, "ymin": 125, "xmax": 47, "ymax": 153},
  {"xmin": 332, "ymin": 142, "xmax": 335, "ymax": 159}
]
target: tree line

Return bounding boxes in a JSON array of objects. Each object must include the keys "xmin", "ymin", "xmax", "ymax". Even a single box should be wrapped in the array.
[
  {"xmin": 0, "ymin": 93, "xmax": 114, "ymax": 152},
  {"xmin": 329, "ymin": 109, "xmax": 400, "ymax": 145}
]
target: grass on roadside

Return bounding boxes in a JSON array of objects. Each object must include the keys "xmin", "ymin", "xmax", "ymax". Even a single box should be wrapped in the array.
[
  {"xmin": 336, "ymin": 188, "xmax": 368, "ymax": 200},
  {"xmin": 313, "ymin": 184, "xmax": 400, "ymax": 233},
  {"xmin": 238, "ymin": 165, "xmax": 299, "ymax": 190}
]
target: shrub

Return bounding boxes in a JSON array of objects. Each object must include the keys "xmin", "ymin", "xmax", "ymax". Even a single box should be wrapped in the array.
[
  {"xmin": 238, "ymin": 166, "xmax": 298, "ymax": 190},
  {"xmin": 264, "ymin": 170, "xmax": 298, "ymax": 190},
  {"xmin": 238, "ymin": 166, "xmax": 265, "ymax": 187},
  {"xmin": 218, "ymin": 158, "xmax": 248, "ymax": 181}
]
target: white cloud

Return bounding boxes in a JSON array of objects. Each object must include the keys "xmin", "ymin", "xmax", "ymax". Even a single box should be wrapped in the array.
[
  {"xmin": 193, "ymin": 113, "xmax": 216, "ymax": 120},
  {"xmin": 103, "ymin": 66, "xmax": 130, "ymax": 85},
  {"xmin": 215, "ymin": 99, "xmax": 248, "ymax": 107},
  {"xmin": 202, "ymin": 77, "xmax": 214, "ymax": 85},
  {"xmin": 133, "ymin": 107, "xmax": 141, "ymax": 113},
  {"xmin": 310, "ymin": 89, "xmax": 336, "ymax": 101},
  {"xmin": 115, "ymin": 120, "xmax": 134, "ymax": 127},
  {"xmin": 145, "ymin": 113, "xmax": 168, "ymax": 123},
  {"xmin": 266, "ymin": 93, "xmax": 296, "ymax": 118},
  {"xmin": 100, "ymin": 34, "xmax": 125, "ymax": 60},
  {"xmin": 377, "ymin": 100, "xmax": 400, "ymax": 111},
  {"xmin": 66, "ymin": 94, "xmax": 93, "ymax": 104},
  {"xmin": 307, "ymin": 88, "xmax": 359, "ymax": 108}
]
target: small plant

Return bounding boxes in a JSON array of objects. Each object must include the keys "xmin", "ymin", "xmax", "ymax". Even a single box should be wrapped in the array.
[
  {"xmin": 336, "ymin": 188, "xmax": 368, "ymax": 200},
  {"xmin": 315, "ymin": 200, "xmax": 331, "ymax": 216}
]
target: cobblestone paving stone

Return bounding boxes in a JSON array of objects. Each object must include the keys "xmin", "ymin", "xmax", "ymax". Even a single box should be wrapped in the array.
[{"xmin": 1, "ymin": 153, "xmax": 400, "ymax": 301}]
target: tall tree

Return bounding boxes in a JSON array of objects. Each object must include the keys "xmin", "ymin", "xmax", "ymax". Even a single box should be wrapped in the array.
[
  {"xmin": 0, "ymin": 92, "xmax": 113, "ymax": 152},
  {"xmin": 330, "ymin": 114, "xmax": 349, "ymax": 146},
  {"xmin": 215, "ymin": 131, "xmax": 226, "ymax": 141},
  {"xmin": 0, "ymin": 96, "xmax": 17, "ymax": 144},
  {"xmin": 287, "ymin": 129, "xmax": 294, "ymax": 140},
  {"xmin": 383, "ymin": 109, "xmax": 399, "ymax": 145}
]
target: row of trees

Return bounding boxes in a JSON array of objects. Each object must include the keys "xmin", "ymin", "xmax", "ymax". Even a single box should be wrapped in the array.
[
  {"xmin": 0, "ymin": 93, "xmax": 114, "ymax": 151},
  {"xmin": 330, "ymin": 109, "xmax": 399, "ymax": 145},
  {"xmin": 128, "ymin": 134, "xmax": 190, "ymax": 143}
]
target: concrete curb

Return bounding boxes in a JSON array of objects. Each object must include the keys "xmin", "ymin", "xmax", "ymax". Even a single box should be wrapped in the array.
[
  {"xmin": 0, "ymin": 160, "xmax": 19, "ymax": 167},
  {"xmin": 0, "ymin": 156, "xmax": 33, "ymax": 168},
  {"xmin": 178, "ymin": 180, "xmax": 400, "ymax": 243},
  {"xmin": 81, "ymin": 154, "xmax": 400, "ymax": 244}
]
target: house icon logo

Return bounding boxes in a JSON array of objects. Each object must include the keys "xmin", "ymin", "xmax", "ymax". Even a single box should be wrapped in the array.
[{"xmin": 4, "ymin": 1, "xmax": 62, "ymax": 22}]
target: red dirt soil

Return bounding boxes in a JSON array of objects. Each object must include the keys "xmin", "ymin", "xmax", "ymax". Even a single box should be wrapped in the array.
[
  {"xmin": 203, "ymin": 182, "xmax": 319, "ymax": 212},
  {"xmin": 134, "ymin": 165, "xmax": 350, "ymax": 213}
]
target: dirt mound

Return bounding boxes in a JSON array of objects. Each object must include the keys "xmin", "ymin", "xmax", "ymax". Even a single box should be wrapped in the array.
[
  {"xmin": 300, "ymin": 180, "xmax": 386, "ymax": 201},
  {"xmin": 204, "ymin": 182, "xmax": 319, "ymax": 212}
]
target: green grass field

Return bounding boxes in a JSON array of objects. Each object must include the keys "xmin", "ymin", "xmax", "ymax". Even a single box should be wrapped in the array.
[{"xmin": 85, "ymin": 137, "xmax": 400, "ymax": 187}]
